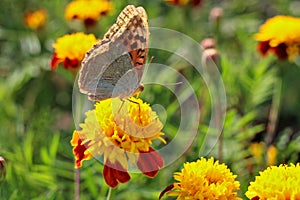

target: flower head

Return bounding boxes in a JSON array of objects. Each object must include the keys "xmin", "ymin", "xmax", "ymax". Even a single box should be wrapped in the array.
[
  {"xmin": 246, "ymin": 163, "xmax": 300, "ymax": 200},
  {"xmin": 71, "ymin": 97, "xmax": 166, "ymax": 188},
  {"xmin": 160, "ymin": 157, "xmax": 241, "ymax": 200},
  {"xmin": 254, "ymin": 15, "xmax": 300, "ymax": 61},
  {"xmin": 65, "ymin": 0, "xmax": 112, "ymax": 27},
  {"xmin": 50, "ymin": 32, "xmax": 98, "ymax": 72},
  {"xmin": 24, "ymin": 9, "xmax": 47, "ymax": 30}
]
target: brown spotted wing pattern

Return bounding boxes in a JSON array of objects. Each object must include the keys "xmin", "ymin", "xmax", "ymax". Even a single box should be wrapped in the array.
[{"xmin": 78, "ymin": 5, "xmax": 149, "ymax": 101}]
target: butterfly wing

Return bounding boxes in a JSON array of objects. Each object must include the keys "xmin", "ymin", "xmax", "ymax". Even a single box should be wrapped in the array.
[
  {"xmin": 79, "ymin": 42, "xmax": 134, "ymax": 101},
  {"xmin": 78, "ymin": 5, "xmax": 149, "ymax": 101}
]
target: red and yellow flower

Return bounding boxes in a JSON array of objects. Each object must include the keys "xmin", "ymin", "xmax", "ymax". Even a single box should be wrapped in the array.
[
  {"xmin": 246, "ymin": 163, "xmax": 300, "ymax": 200},
  {"xmin": 65, "ymin": 0, "xmax": 112, "ymax": 26},
  {"xmin": 254, "ymin": 15, "xmax": 300, "ymax": 61},
  {"xmin": 24, "ymin": 9, "xmax": 47, "ymax": 30},
  {"xmin": 50, "ymin": 32, "xmax": 98, "ymax": 72},
  {"xmin": 160, "ymin": 157, "xmax": 241, "ymax": 200},
  {"xmin": 71, "ymin": 97, "xmax": 166, "ymax": 188}
]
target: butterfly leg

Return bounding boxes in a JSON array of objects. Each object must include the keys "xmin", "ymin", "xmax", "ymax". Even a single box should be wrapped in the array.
[{"xmin": 127, "ymin": 98, "xmax": 142, "ymax": 125}]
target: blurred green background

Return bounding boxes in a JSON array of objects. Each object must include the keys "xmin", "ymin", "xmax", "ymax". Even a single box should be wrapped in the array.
[{"xmin": 1, "ymin": 0, "xmax": 300, "ymax": 199}]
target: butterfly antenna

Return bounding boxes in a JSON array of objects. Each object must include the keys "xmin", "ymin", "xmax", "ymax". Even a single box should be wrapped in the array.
[{"xmin": 163, "ymin": 82, "xmax": 183, "ymax": 86}]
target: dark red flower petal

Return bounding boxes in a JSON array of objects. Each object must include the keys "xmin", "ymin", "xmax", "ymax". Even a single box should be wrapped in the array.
[
  {"xmin": 159, "ymin": 184, "xmax": 175, "ymax": 200},
  {"xmin": 257, "ymin": 41, "xmax": 270, "ymax": 56},
  {"xmin": 192, "ymin": 0, "xmax": 202, "ymax": 6},
  {"xmin": 103, "ymin": 160, "xmax": 130, "ymax": 188},
  {"xmin": 84, "ymin": 18, "xmax": 97, "ymax": 27},
  {"xmin": 73, "ymin": 137, "xmax": 90, "ymax": 168},
  {"xmin": 272, "ymin": 43, "xmax": 288, "ymax": 60},
  {"xmin": 251, "ymin": 196, "xmax": 260, "ymax": 200},
  {"xmin": 50, "ymin": 53, "xmax": 62, "ymax": 71},
  {"xmin": 137, "ymin": 147, "xmax": 164, "ymax": 178},
  {"xmin": 63, "ymin": 57, "xmax": 80, "ymax": 69}
]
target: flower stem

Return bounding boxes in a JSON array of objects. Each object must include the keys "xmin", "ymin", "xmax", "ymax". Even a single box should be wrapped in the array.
[
  {"xmin": 75, "ymin": 168, "xmax": 80, "ymax": 200},
  {"xmin": 106, "ymin": 187, "xmax": 112, "ymax": 200},
  {"xmin": 266, "ymin": 77, "xmax": 282, "ymax": 146}
]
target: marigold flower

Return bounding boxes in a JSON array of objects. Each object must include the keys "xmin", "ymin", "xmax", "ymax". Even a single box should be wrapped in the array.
[
  {"xmin": 50, "ymin": 32, "xmax": 98, "ymax": 72},
  {"xmin": 71, "ymin": 97, "xmax": 166, "ymax": 188},
  {"xmin": 65, "ymin": 0, "xmax": 112, "ymax": 26},
  {"xmin": 254, "ymin": 15, "xmax": 300, "ymax": 61},
  {"xmin": 24, "ymin": 9, "xmax": 47, "ymax": 30},
  {"xmin": 160, "ymin": 157, "xmax": 241, "ymax": 200},
  {"xmin": 246, "ymin": 163, "xmax": 300, "ymax": 200}
]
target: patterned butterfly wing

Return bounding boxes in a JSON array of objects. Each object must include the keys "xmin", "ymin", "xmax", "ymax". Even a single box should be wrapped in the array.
[{"xmin": 78, "ymin": 5, "xmax": 149, "ymax": 101}]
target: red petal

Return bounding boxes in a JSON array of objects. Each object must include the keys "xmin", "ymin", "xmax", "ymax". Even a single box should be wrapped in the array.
[
  {"xmin": 70, "ymin": 131, "xmax": 92, "ymax": 168},
  {"xmin": 257, "ymin": 41, "xmax": 270, "ymax": 56},
  {"xmin": 50, "ymin": 53, "xmax": 62, "ymax": 71},
  {"xmin": 63, "ymin": 57, "xmax": 80, "ymax": 69},
  {"xmin": 137, "ymin": 147, "xmax": 164, "ymax": 178},
  {"xmin": 159, "ymin": 184, "xmax": 174, "ymax": 200},
  {"xmin": 103, "ymin": 160, "xmax": 130, "ymax": 188},
  {"xmin": 272, "ymin": 43, "xmax": 288, "ymax": 60},
  {"xmin": 192, "ymin": 0, "xmax": 202, "ymax": 6},
  {"xmin": 103, "ymin": 163, "xmax": 118, "ymax": 188},
  {"xmin": 72, "ymin": 138, "xmax": 90, "ymax": 168}
]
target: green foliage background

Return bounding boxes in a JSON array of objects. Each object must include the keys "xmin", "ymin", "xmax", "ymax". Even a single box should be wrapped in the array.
[{"xmin": 1, "ymin": 0, "xmax": 300, "ymax": 199}]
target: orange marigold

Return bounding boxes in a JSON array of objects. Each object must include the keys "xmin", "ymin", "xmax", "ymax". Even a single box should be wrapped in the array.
[
  {"xmin": 254, "ymin": 15, "xmax": 300, "ymax": 61},
  {"xmin": 50, "ymin": 32, "xmax": 98, "ymax": 72},
  {"xmin": 24, "ymin": 9, "xmax": 47, "ymax": 30},
  {"xmin": 65, "ymin": 0, "xmax": 112, "ymax": 26},
  {"xmin": 71, "ymin": 97, "xmax": 166, "ymax": 188}
]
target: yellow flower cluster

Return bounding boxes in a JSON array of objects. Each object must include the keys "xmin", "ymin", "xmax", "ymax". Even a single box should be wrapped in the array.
[
  {"xmin": 246, "ymin": 163, "xmax": 300, "ymax": 200},
  {"xmin": 168, "ymin": 157, "xmax": 241, "ymax": 200}
]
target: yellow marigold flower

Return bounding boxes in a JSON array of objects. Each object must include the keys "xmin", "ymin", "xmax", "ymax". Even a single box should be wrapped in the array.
[
  {"xmin": 246, "ymin": 163, "xmax": 300, "ymax": 200},
  {"xmin": 51, "ymin": 32, "xmax": 98, "ymax": 72},
  {"xmin": 24, "ymin": 9, "xmax": 47, "ymax": 30},
  {"xmin": 71, "ymin": 97, "xmax": 166, "ymax": 188},
  {"xmin": 254, "ymin": 15, "xmax": 300, "ymax": 61},
  {"xmin": 65, "ymin": 0, "xmax": 112, "ymax": 26},
  {"xmin": 160, "ymin": 157, "xmax": 241, "ymax": 200}
]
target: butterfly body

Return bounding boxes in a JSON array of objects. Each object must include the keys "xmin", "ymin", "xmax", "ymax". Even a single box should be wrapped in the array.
[{"xmin": 78, "ymin": 5, "xmax": 149, "ymax": 101}]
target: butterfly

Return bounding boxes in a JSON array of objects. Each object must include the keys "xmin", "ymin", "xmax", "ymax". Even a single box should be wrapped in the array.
[{"xmin": 78, "ymin": 5, "xmax": 149, "ymax": 101}]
